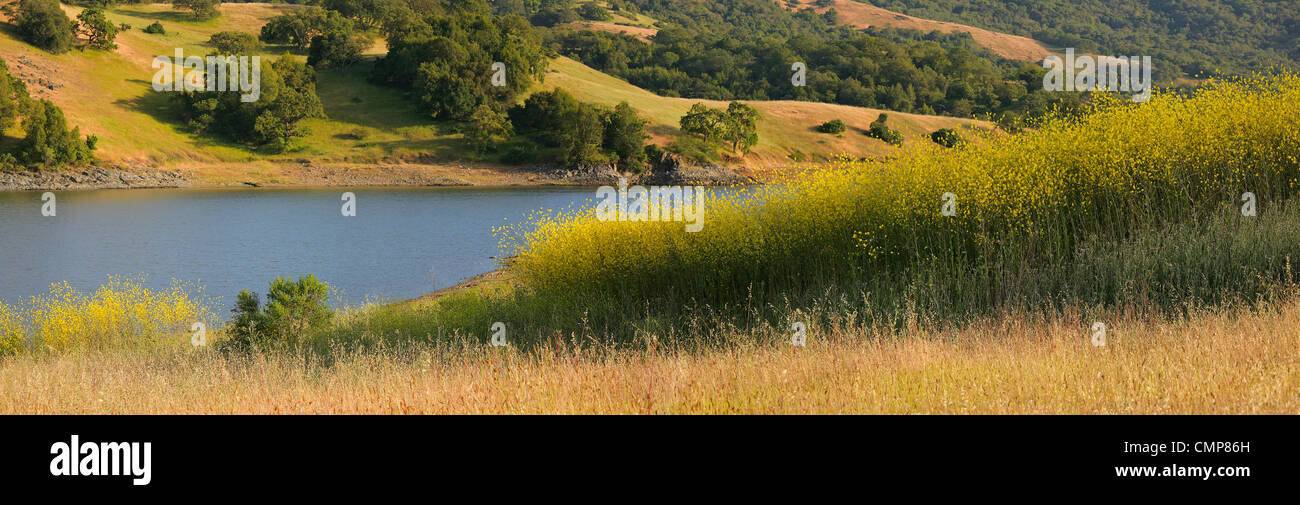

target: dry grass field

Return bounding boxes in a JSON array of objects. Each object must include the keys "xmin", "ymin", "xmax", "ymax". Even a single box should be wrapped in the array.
[
  {"xmin": 777, "ymin": 0, "xmax": 1054, "ymax": 62},
  {"xmin": 3, "ymin": 299, "xmax": 1297, "ymax": 414}
]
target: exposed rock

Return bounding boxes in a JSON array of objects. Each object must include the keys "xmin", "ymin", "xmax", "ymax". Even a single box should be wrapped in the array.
[{"xmin": 0, "ymin": 167, "xmax": 189, "ymax": 191}]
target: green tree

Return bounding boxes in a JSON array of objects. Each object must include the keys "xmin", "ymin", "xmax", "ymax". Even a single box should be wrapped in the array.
[
  {"xmin": 14, "ymin": 0, "xmax": 74, "ymax": 54},
  {"xmin": 75, "ymin": 8, "xmax": 118, "ymax": 50},
  {"xmin": 260, "ymin": 7, "xmax": 351, "ymax": 50},
  {"xmin": 721, "ymin": 102, "xmax": 760, "ymax": 155},
  {"xmin": 560, "ymin": 104, "xmax": 608, "ymax": 167},
  {"xmin": 307, "ymin": 29, "xmax": 371, "ymax": 69},
  {"xmin": 602, "ymin": 102, "xmax": 648, "ymax": 172},
  {"xmin": 0, "ymin": 58, "xmax": 30, "ymax": 133},
  {"xmin": 208, "ymin": 31, "xmax": 262, "ymax": 55},
  {"xmin": 173, "ymin": 0, "xmax": 221, "ymax": 20},
  {"xmin": 226, "ymin": 275, "xmax": 333, "ymax": 348},
  {"xmin": 465, "ymin": 103, "xmax": 512, "ymax": 154},
  {"xmin": 18, "ymin": 100, "xmax": 98, "ymax": 168},
  {"xmin": 175, "ymin": 56, "xmax": 325, "ymax": 152},
  {"xmin": 261, "ymin": 275, "xmax": 332, "ymax": 341}
]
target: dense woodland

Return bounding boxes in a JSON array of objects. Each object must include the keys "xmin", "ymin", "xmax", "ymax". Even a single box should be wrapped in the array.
[{"xmin": 865, "ymin": 0, "xmax": 1300, "ymax": 81}]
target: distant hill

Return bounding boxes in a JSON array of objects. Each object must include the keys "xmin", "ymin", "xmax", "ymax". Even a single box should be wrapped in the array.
[
  {"xmin": 777, "ymin": 0, "xmax": 1052, "ymax": 62},
  {"xmin": 859, "ymin": 0, "xmax": 1300, "ymax": 82},
  {"xmin": 0, "ymin": 2, "xmax": 987, "ymax": 184}
]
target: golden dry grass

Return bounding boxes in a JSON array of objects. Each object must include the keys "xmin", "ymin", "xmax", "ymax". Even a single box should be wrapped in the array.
[
  {"xmin": 543, "ymin": 57, "xmax": 995, "ymax": 168},
  {"xmin": 561, "ymin": 21, "xmax": 659, "ymax": 43},
  {"xmin": 3, "ymin": 299, "xmax": 1297, "ymax": 414},
  {"xmin": 777, "ymin": 0, "xmax": 1054, "ymax": 62}
]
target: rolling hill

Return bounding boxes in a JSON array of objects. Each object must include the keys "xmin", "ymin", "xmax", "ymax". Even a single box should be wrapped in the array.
[
  {"xmin": 777, "ymin": 0, "xmax": 1052, "ymax": 62},
  {"xmin": 0, "ymin": 2, "xmax": 991, "ymax": 186}
]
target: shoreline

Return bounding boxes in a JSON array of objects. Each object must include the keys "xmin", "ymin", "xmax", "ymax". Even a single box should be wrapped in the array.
[{"xmin": 1, "ymin": 160, "xmax": 757, "ymax": 192}]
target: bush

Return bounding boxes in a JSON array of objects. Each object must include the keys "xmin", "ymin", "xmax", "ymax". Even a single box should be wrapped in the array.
[
  {"xmin": 227, "ymin": 275, "xmax": 333, "ymax": 349},
  {"xmin": 817, "ymin": 119, "xmax": 846, "ymax": 134},
  {"xmin": 930, "ymin": 128, "xmax": 963, "ymax": 148},
  {"xmin": 143, "ymin": 21, "xmax": 165, "ymax": 34},
  {"xmin": 866, "ymin": 113, "xmax": 903, "ymax": 146},
  {"xmin": 14, "ymin": 0, "xmax": 74, "ymax": 54}
]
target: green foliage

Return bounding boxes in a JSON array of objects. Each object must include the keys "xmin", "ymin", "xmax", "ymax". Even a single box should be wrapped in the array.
[
  {"xmin": 601, "ymin": 102, "xmax": 649, "ymax": 172},
  {"xmin": 547, "ymin": 0, "xmax": 1093, "ymax": 121},
  {"xmin": 577, "ymin": 3, "xmax": 611, "ymax": 21},
  {"xmin": 816, "ymin": 118, "xmax": 846, "ymax": 134},
  {"xmin": 14, "ymin": 0, "xmax": 74, "ymax": 54},
  {"xmin": 75, "ymin": 8, "xmax": 118, "ymax": 50},
  {"xmin": 558, "ymin": 102, "xmax": 608, "ymax": 166},
  {"xmin": 507, "ymin": 89, "xmax": 648, "ymax": 170},
  {"xmin": 208, "ymin": 31, "xmax": 262, "ymax": 55},
  {"xmin": 930, "ymin": 128, "xmax": 962, "ymax": 148},
  {"xmin": 0, "ymin": 58, "xmax": 29, "ymax": 134},
  {"xmin": 865, "ymin": 113, "xmax": 901, "ymax": 146},
  {"xmin": 173, "ymin": 0, "xmax": 221, "ymax": 20},
  {"xmin": 465, "ymin": 103, "xmax": 512, "ymax": 154},
  {"xmin": 174, "ymin": 56, "xmax": 326, "ymax": 152},
  {"xmin": 867, "ymin": 0, "xmax": 1300, "ymax": 81},
  {"xmin": 226, "ymin": 275, "xmax": 333, "ymax": 349},
  {"xmin": 18, "ymin": 100, "xmax": 98, "ymax": 168},
  {"xmin": 143, "ymin": 21, "xmax": 166, "ymax": 34},
  {"xmin": 678, "ymin": 101, "xmax": 760, "ymax": 157},
  {"xmin": 260, "ymin": 7, "xmax": 352, "ymax": 50},
  {"xmin": 308, "ymin": 29, "xmax": 371, "ymax": 69},
  {"xmin": 371, "ymin": 7, "xmax": 548, "ymax": 122}
]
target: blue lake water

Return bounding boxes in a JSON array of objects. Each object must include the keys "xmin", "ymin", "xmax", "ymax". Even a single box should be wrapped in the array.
[{"xmin": 0, "ymin": 186, "xmax": 599, "ymax": 317}]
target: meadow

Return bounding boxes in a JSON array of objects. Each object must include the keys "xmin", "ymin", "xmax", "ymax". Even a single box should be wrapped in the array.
[{"xmin": 2, "ymin": 73, "xmax": 1299, "ymax": 414}]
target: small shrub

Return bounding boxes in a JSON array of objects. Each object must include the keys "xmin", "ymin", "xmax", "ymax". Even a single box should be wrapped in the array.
[
  {"xmin": 143, "ymin": 21, "xmax": 165, "ymax": 34},
  {"xmin": 866, "ymin": 113, "xmax": 903, "ymax": 146},
  {"xmin": 931, "ymin": 128, "xmax": 963, "ymax": 148},
  {"xmin": 816, "ymin": 119, "xmax": 846, "ymax": 134},
  {"xmin": 226, "ymin": 275, "xmax": 333, "ymax": 349}
]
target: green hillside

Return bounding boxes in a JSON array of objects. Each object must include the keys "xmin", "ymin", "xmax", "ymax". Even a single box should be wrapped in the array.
[{"xmin": 0, "ymin": 2, "xmax": 988, "ymax": 184}]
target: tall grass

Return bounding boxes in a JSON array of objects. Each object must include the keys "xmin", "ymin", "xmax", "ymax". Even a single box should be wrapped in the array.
[{"xmin": 505, "ymin": 74, "xmax": 1300, "ymax": 307}]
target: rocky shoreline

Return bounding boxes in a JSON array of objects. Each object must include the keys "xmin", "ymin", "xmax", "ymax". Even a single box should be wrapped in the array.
[
  {"xmin": 1, "ymin": 156, "xmax": 753, "ymax": 192},
  {"xmin": 0, "ymin": 167, "xmax": 189, "ymax": 192}
]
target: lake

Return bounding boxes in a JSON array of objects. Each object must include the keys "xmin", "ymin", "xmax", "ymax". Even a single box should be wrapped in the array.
[{"xmin": 0, "ymin": 186, "xmax": 599, "ymax": 317}]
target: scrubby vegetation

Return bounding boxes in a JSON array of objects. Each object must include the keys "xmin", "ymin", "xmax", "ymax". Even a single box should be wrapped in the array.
[
  {"xmin": 0, "ymin": 278, "xmax": 215, "ymax": 355},
  {"xmin": 864, "ymin": 112, "xmax": 901, "ymax": 145},
  {"xmin": 14, "ymin": 0, "xmax": 75, "ymax": 54}
]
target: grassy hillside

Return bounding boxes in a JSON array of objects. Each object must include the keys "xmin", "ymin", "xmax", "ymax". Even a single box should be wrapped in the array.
[
  {"xmin": 777, "ymin": 0, "xmax": 1052, "ymax": 62},
  {"xmin": 543, "ymin": 56, "xmax": 993, "ymax": 169},
  {"xmin": 0, "ymin": 2, "xmax": 988, "ymax": 182}
]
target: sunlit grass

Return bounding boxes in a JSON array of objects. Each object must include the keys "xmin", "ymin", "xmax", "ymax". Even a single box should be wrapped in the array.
[
  {"xmin": 3, "ymin": 296, "xmax": 1297, "ymax": 414},
  {"xmin": 506, "ymin": 73, "xmax": 1300, "ymax": 307},
  {"xmin": 0, "ymin": 277, "xmax": 216, "ymax": 355}
]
